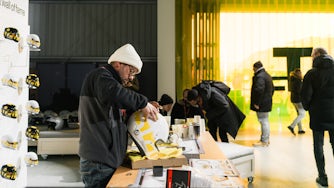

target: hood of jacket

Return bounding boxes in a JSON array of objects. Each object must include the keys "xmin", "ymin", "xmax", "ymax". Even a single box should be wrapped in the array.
[{"xmin": 312, "ymin": 54, "xmax": 334, "ymax": 69}]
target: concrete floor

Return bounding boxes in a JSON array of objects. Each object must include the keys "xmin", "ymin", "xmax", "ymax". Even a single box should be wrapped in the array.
[
  {"xmin": 235, "ymin": 129, "xmax": 334, "ymax": 188},
  {"xmin": 27, "ymin": 127, "xmax": 334, "ymax": 188},
  {"xmin": 27, "ymin": 154, "xmax": 83, "ymax": 187}
]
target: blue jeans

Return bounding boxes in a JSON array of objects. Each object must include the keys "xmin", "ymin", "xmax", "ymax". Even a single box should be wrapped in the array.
[
  {"xmin": 80, "ymin": 157, "xmax": 116, "ymax": 188},
  {"xmin": 312, "ymin": 130, "xmax": 334, "ymax": 178},
  {"xmin": 256, "ymin": 112, "xmax": 270, "ymax": 143},
  {"xmin": 289, "ymin": 102, "xmax": 306, "ymax": 131}
]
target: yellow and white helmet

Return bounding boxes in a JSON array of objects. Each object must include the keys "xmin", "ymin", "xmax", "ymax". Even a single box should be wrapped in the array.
[
  {"xmin": 127, "ymin": 111, "xmax": 169, "ymax": 159},
  {"xmin": 1, "ymin": 74, "xmax": 18, "ymax": 89},
  {"xmin": 27, "ymin": 34, "xmax": 41, "ymax": 49},
  {"xmin": 26, "ymin": 126, "xmax": 40, "ymax": 141},
  {"xmin": 1, "ymin": 164, "xmax": 17, "ymax": 180},
  {"xmin": 4, "ymin": 27, "xmax": 20, "ymax": 42},
  {"xmin": 26, "ymin": 100, "xmax": 40, "ymax": 115},
  {"xmin": 26, "ymin": 74, "xmax": 40, "ymax": 89},
  {"xmin": 25, "ymin": 152, "xmax": 39, "ymax": 166},
  {"xmin": 1, "ymin": 134, "xmax": 19, "ymax": 150},
  {"xmin": 1, "ymin": 104, "xmax": 18, "ymax": 119}
]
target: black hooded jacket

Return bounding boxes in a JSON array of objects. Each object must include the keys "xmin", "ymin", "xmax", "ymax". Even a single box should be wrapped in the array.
[
  {"xmin": 301, "ymin": 54, "xmax": 334, "ymax": 131},
  {"xmin": 78, "ymin": 64, "xmax": 148, "ymax": 168},
  {"xmin": 193, "ymin": 81, "xmax": 245, "ymax": 138}
]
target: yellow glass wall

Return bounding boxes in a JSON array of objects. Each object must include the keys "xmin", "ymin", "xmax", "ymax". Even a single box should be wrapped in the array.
[
  {"xmin": 221, "ymin": 0, "xmax": 334, "ymax": 13},
  {"xmin": 219, "ymin": 1, "xmax": 334, "ymax": 132},
  {"xmin": 176, "ymin": 0, "xmax": 334, "ymax": 133}
]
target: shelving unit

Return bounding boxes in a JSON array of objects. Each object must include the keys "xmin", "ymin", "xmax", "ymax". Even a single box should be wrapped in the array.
[{"xmin": 0, "ymin": 0, "xmax": 30, "ymax": 187}]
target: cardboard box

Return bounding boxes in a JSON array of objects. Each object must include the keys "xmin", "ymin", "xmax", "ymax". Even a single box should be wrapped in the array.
[{"xmin": 127, "ymin": 155, "xmax": 188, "ymax": 169}]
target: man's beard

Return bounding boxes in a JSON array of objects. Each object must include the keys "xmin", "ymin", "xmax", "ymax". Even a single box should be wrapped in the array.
[{"xmin": 122, "ymin": 79, "xmax": 131, "ymax": 87}]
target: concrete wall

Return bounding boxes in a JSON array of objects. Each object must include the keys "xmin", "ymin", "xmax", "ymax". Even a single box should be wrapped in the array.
[{"xmin": 157, "ymin": 0, "xmax": 175, "ymax": 102}]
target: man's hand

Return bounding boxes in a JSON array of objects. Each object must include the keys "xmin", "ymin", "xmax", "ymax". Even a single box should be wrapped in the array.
[
  {"xmin": 141, "ymin": 102, "xmax": 159, "ymax": 121},
  {"xmin": 149, "ymin": 101, "xmax": 160, "ymax": 109},
  {"xmin": 254, "ymin": 104, "xmax": 259, "ymax": 110}
]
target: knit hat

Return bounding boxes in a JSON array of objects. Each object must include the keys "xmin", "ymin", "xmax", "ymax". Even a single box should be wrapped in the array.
[
  {"xmin": 108, "ymin": 44, "xmax": 143, "ymax": 74},
  {"xmin": 159, "ymin": 94, "xmax": 174, "ymax": 106}
]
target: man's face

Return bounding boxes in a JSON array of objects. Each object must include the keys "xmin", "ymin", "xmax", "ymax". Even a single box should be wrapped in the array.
[
  {"xmin": 253, "ymin": 66, "xmax": 257, "ymax": 73},
  {"xmin": 162, "ymin": 104, "xmax": 173, "ymax": 112},
  {"xmin": 311, "ymin": 50, "xmax": 319, "ymax": 60},
  {"xmin": 188, "ymin": 99, "xmax": 198, "ymax": 106},
  {"xmin": 119, "ymin": 63, "xmax": 137, "ymax": 86}
]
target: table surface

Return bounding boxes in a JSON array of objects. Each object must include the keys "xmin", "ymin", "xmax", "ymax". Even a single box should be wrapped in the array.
[{"xmin": 106, "ymin": 131, "xmax": 244, "ymax": 187}]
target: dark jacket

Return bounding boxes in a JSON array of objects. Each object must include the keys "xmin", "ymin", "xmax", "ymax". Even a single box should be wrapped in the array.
[
  {"xmin": 250, "ymin": 68, "xmax": 274, "ymax": 112},
  {"xmin": 301, "ymin": 54, "xmax": 334, "ymax": 131},
  {"xmin": 289, "ymin": 72, "xmax": 302, "ymax": 103},
  {"xmin": 78, "ymin": 64, "xmax": 148, "ymax": 168},
  {"xmin": 194, "ymin": 81, "xmax": 245, "ymax": 138},
  {"xmin": 159, "ymin": 109, "xmax": 168, "ymax": 116},
  {"xmin": 170, "ymin": 99, "xmax": 204, "ymax": 124}
]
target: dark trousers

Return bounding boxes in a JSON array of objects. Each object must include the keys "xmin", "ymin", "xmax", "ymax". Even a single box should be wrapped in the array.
[
  {"xmin": 208, "ymin": 120, "xmax": 228, "ymax": 142},
  {"xmin": 312, "ymin": 130, "xmax": 334, "ymax": 178},
  {"xmin": 80, "ymin": 157, "xmax": 116, "ymax": 188}
]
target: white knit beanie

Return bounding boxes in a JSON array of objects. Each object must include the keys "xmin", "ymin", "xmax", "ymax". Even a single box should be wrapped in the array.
[{"xmin": 108, "ymin": 44, "xmax": 143, "ymax": 74}]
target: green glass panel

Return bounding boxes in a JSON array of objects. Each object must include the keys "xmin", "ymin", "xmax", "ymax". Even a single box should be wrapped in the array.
[
  {"xmin": 294, "ymin": 0, "xmax": 302, "ymax": 5},
  {"xmin": 224, "ymin": 0, "xmax": 235, "ymax": 4},
  {"xmin": 252, "ymin": 0, "xmax": 259, "ymax": 5},
  {"xmin": 260, "ymin": 0, "xmax": 268, "ymax": 5},
  {"xmin": 268, "ymin": 0, "xmax": 275, "ymax": 5},
  {"xmin": 235, "ymin": 0, "xmax": 244, "ymax": 4},
  {"xmin": 320, "ymin": 0, "xmax": 326, "ymax": 5}
]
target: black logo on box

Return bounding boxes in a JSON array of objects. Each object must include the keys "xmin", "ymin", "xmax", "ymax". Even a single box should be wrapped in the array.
[{"xmin": 166, "ymin": 169, "xmax": 191, "ymax": 188}]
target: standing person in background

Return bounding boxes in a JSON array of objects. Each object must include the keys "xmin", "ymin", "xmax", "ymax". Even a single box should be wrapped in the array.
[
  {"xmin": 301, "ymin": 47, "xmax": 334, "ymax": 187},
  {"xmin": 170, "ymin": 88, "xmax": 190, "ymax": 124},
  {"xmin": 78, "ymin": 44, "xmax": 159, "ymax": 188},
  {"xmin": 250, "ymin": 61, "xmax": 274, "ymax": 147},
  {"xmin": 287, "ymin": 68, "xmax": 306, "ymax": 135},
  {"xmin": 158, "ymin": 94, "xmax": 174, "ymax": 116}
]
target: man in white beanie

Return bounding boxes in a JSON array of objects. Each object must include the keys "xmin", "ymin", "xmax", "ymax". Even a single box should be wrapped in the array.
[{"xmin": 78, "ymin": 44, "xmax": 159, "ymax": 188}]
